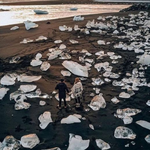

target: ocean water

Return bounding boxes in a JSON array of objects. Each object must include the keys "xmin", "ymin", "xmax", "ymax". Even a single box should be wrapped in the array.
[{"xmin": 0, "ymin": 4, "xmax": 130, "ymax": 26}]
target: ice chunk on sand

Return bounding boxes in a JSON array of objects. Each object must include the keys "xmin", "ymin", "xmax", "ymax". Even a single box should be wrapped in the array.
[
  {"xmin": 119, "ymin": 92, "xmax": 130, "ymax": 98},
  {"xmin": 59, "ymin": 25, "xmax": 67, "ymax": 31},
  {"xmin": 40, "ymin": 62, "xmax": 50, "ymax": 71},
  {"xmin": 115, "ymin": 108, "xmax": 141, "ymax": 124},
  {"xmin": 116, "ymin": 108, "xmax": 141, "ymax": 118},
  {"xmin": 39, "ymin": 111, "xmax": 53, "ymax": 129},
  {"xmin": 20, "ymin": 38, "xmax": 33, "ymax": 44},
  {"xmin": 88, "ymin": 94, "xmax": 106, "ymax": 111},
  {"xmin": 20, "ymin": 134, "xmax": 40, "ymax": 149},
  {"xmin": 61, "ymin": 115, "xmax": 81, "ymax": 124},
  {"xmin": 19, "ymin": 85, "xmax": 37, "ymax": 93},
  {"xmin": 73, "ymin": 16, "xmax": 84, "ymax": 21},
  {"xmin": 114, "ymin": 126, "xmax": 136, "ymax": 139},
  {"xmin": 35, "ymin": 53, "xmax": 42, "ymax": 60},
  {"xmin": 144, "ymin": 20, "xmax": 150, "ymax": 28},
  {"xmin": 1, "ymin": 136, "xmax": 20, "ymax": 150},
  {"xmin": 35, "ymin": 36, "xmax": 47, "ymax": 41},
  {"xmin": 136, "ymin": 120, "xmax": 150, "ymax": 130},
  {"xmin": 92, "ymin": 78, "xmax": 104, "ymax": 86},
  {"xmin": 24, "ymin": 20, "xmax": 38, "ymax": 30},
  {"xmin": 67, "ymin": 133, "xmax": 90, "ymax": 150},
  {"xmin": 15, "ymin": 95, "xmax": 31, "ymax": 110},
  {"xmin": 9, "ymin": 56, "xmax": 20, "ymax": 64},
  {"xmin": 59, "ymin": 44, "xmax": 66, "ymax": 50},
  {"xmin": 30, "ymin": 59, "xmax": 42, "ymax": 66},
  {"xmin": 89, "ymin": 124, "xmax": 94, "ymax": 130},
  {"xmin": 54, "ymin": 40, "xmax": 62, "ymax": 44},
  {"xmin": 145, "ymin": 135, "xmax": 150, "ymax": 143},
  {"xmin": 18, "ymin": 74, "xmax": 41, "ymax": 82},
  {"xmin": 97, "ymin": 40, "xmax": 105, "ymax": 45},
  {"xmin": 61, "ymin": 70, "xmax": 71, "ymax": 76},
  {"xmin": 0, "ymin": 88, "xmax": 9, "ymax": 99},
  {"xmin": 0, "ymin": 73, "xmax": 17, "ymax": 85},
  {"xmin": 69, "ymin": 39, "xmax": 78, "ymax": 44},
  {"xmin": 111, "ymin": 97, "xmax": 120, "ymax": 104},
  {"xmin": 10, "ymin": 26, "xmax": 19, "ymax": 30},
  {"xmin": 146, "ymin": 100, "xmax": 150, "ymax": 106},
  {"xmin": 95, "ymin": 139, "xmax": 110, "ymax": 150},
  {"xmin": 39, "ymin": 100, "xmax": 46, "ymax": 106},
  {"xmin": 137, "ymin": 53, "xmax": 150, "ymax": 65},
  {"xmin": 62, "ymin": 61, "xmax": 88, "ymax": 77}
]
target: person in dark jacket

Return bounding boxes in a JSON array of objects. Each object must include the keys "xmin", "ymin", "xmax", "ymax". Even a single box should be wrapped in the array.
[{"xmin": 55, "ymin": 79, "xmax": 69, "ymax": 109}]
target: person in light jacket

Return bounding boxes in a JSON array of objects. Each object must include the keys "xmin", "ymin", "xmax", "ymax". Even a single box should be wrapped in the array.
[{"xmin": 71, "ymin": 77, "xmax": 83, "ymax": 104}]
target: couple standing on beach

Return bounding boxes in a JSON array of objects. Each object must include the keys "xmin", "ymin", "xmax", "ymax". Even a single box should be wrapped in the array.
[{"xmin": 55, "ymin": 77, "xmax": 83, "ymax": 109}]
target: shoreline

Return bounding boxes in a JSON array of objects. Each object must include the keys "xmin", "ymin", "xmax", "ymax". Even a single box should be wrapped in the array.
[{"xmin": 0, "ymin": 0, "xmax": 136, "ymax": 5}]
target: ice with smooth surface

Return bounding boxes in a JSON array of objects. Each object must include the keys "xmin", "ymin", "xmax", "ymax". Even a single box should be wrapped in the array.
[
  {"xmin": 61, "ymin": 115, "xmax": 81, "ymax": 124},
  {"xmin": 18, "ymin": 74, "xmax": 41, "ymax": 82},
  {"xmin": 114, "ymin": 126, "xmax": 136, "ymax": 139},
  {"xmin": 39, "ymin": 100, "xmax": 46, "ymax": 106},
  {"xmin": 111, "ymin": 97, "xmax": 120, "ymax": 104},
  {"xmin": 20, "ymin": 38, "xmax": 33, "ymax": 44},
  {"xmin": 39, "ymin": 111, "xmax": 53, "ymax": 129},
  {"xmin": 35, "ymin": 36, "xmax": 47, "ymax": 41},
  {"xmin": 1, "ymin": 136, "xmax": 21, "ymax": 150},
  {"xmin": 122, "ymin": 117, "xmax": 133, "ymax": 125},
  {"xmin": 10, "ymin": 26, "xmax": 19, "ymax": 30},
  {"xmin": 89, "ymin": 124, "xmax": 94, "ymax": 130},
  {"xmin": 24, "ymin": 20, "xmax": 38, "ymax": 30},
  {"xmin": 54, "ymin": 40, "xmax": 62, "ymax": 44},
  {"xmin": 97, "ymin": 40, "xmax": 105, "ymax": 45},
  {"xmin": 67, "ymin": 134, "xmax": 90, "ymax": 150},
  {"xmin": 0, "ymin": 73, "xmax": 17, "ymax": 85},
  {"xmin": 20, "ymin": 134, "xmax": 40, "ymax": 149},
  {"xmin": 73, "ymin": 16, "xmax": 84, "ymax": 21},
  {"xmin": 61, "ymin": 70, "xmax": 71, "ymax": 76},
  {"xmin": 19, "ymin": 85, "xmax": 37, "ymax": 93},
  {"xmin": 95, "ymin": 139, "xmax": 110, "ymax": 150},
  {"xmin": 30, "ymin": 59, "xmax": 42, "ymax": 66},
  {"xmin": 146, "ymin": 100, "xmax": 150, "ymax": 106},
  {"xmin": 0, "ymin": 88, "xmax": 9, "ymax": 99},
  {"xmin": 88, "ymin": 94, "xmax": 106, "ymax": 111},
  {"xmin": 62, "ymin": 61, "xmax": 88, "ymax": 77},
  {"xmin": 136, "ymin": 120, "xmax": 150, "ymax": 130},
  {"xmin": 145, "ymin": 135, "xmax": 150, "ymax": 143},
  {"xmin": 69, "ymin": 39, "xmax": 79, "ymax": 44},
  {"xmin": 40, "ymin": 62, "xmax": 51, "ymax": 71},
  {"xmin": 119, "ymin": 92, "xmax": 130, "ymax": 98},
  {"xmin": 137, "ymin": 54, "xmax": 150, "ymax": 65}
]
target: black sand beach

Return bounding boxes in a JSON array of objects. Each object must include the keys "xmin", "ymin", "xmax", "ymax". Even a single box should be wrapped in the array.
[{"xmin": 0, "ymin": 2, "xmax": 150, "ymax": 150}]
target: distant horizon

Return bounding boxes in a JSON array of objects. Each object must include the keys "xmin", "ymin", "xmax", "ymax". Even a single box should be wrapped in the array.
[{"xmin": 1, "ymin": 0, "xmax": 150, "ymax": 3}]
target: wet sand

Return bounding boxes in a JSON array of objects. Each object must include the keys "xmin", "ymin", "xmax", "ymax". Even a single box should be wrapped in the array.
[{"xmin": 0, "ymin": 10, "xmax": 150, "ymax": 150}]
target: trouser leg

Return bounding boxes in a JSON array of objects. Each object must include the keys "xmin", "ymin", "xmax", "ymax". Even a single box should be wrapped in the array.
[
  {"xmin": 64, "ymin": 98, "xmax": 67, "ymax": 106},
  {"xmin": 59, "ymin": 98, "xmax": 61, "ymax": 107},
  {"xmin": 75, "ymin": 98, "xmax": 78, "ymax": 103},
  {"xmin": 77, "ymin": 97, "xmax": 80, "ymax": 103}
]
